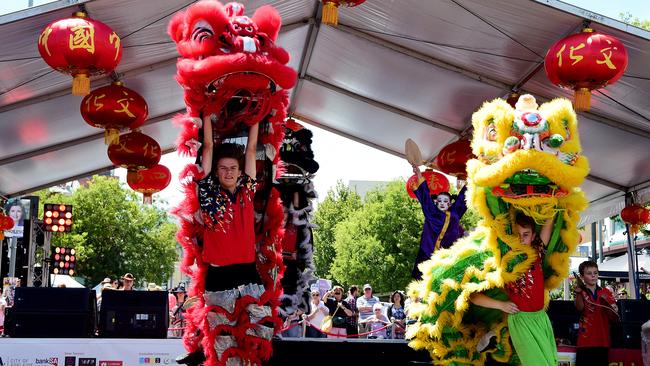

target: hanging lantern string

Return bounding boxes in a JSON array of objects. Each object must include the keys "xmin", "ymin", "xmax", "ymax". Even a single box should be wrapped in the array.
[
  {"xmin": 120, "ymin": 0, "xmax": 196, "ymax": 40},
  {"xmin": 344, "ymin": 24, "xmax": 540, "ymax": 62},
  {"xmin": 594, "ymin": 90, "xmax": 650, "ymax": 123},
  {"xmin": 0, "ymin": 69, "xmax": 55, "ymax": 97},
  {"xmin": 1, "ymin": 2, "xmax": 190, "ymax": 95},
  {"xmin": 449, "ymin": 0, "xmax": 544, "ymax": 59}
]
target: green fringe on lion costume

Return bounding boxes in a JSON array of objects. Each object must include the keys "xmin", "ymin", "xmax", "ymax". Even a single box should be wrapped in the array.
[{"xmin": 407, "ymin": 95, "xmax": 589, "ymax": 365}]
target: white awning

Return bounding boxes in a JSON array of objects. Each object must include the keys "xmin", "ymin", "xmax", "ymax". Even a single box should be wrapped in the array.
[{"xmin": 1, "ymin": 0, "xmax": 649, "ymax": 225}]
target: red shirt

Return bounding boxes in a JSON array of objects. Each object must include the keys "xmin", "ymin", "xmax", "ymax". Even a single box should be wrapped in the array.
[
  {"xmin": 504, "ymin": 256, "xmax": 545, "ymax": 312},
  {"xmin": 576, "ymin": 286, "xmax": 615, "ymax": 348},
  {"xmin": 202, "ymin": 179, "xmax": 256, "ymax": 266}
]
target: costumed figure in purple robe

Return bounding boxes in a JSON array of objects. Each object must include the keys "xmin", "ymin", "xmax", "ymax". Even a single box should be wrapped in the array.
[{"xmin": 410, "ymin": 165, "xmax": 467, "ymax": 279}]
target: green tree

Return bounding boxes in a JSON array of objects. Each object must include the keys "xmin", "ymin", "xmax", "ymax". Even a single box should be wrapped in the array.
[
  {"xmin": 329, "ymin": 180, "xmax": 423, "ymax": 293},
  {"xmin": 36, "ymin": 176, "xmax": 178, "ymax": 286},
  {"xmin": 620, "ymin": 12, "xmax": 650, "ymax": 30},
  {"xmin": 312, "ymin": 181, "xmax": 362, "ymax": 279}
]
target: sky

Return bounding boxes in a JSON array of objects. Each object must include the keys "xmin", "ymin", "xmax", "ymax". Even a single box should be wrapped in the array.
[{"xmin": 2, "ymin": 0, "xmax": 649, "ymax": 207}]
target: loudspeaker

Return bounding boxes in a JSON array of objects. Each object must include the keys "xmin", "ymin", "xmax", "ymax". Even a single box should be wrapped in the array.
[
  {"xmin": 547, "ymin": 300, "xmax": 580, "ymax": 345},
  {"xmin": 5, "ymin": 287, "xmax": 95, "ymax": 338},
  {"xmin": 617, "ymin": 300, "xmax": 650, "ymax": 323},
  {"xmin": 13, "ymin": 287, "xmax": 93, "ymax": 311},
  {"xmin": 611, "ymin": 321, "xmax": 642, "ymax": 349},
  {"xmin": 99, "ymin": 290, "xmax": 168, "ymax": 338}
]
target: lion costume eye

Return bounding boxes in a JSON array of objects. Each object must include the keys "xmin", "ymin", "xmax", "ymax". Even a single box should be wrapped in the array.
[
  {"xmin": 191, "ymin": 20, "xmax": 214, "ymax": 42},
  {"xmin": 485, "ymin": 122, "xmax": 497, "ymax": 141}
]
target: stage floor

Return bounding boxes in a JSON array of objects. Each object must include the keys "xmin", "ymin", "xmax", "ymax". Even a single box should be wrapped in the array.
[
  {"xmin": 0, "ymin": 337, "xmax": 428, "ymax": 366},
  {"xmin": 0, "ymin": 337, "xmax": 642, "ymax": 366}
]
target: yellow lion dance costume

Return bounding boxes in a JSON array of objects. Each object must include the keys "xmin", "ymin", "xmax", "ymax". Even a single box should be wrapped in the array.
[{"xmin": 407, "ymin": 95, "xmax": 589, "ymax": 365}]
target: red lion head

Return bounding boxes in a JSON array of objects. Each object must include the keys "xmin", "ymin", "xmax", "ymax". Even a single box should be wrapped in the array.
[{"xmin": 168, "ymin": 1, "xmax": 297, "ymax": 130}]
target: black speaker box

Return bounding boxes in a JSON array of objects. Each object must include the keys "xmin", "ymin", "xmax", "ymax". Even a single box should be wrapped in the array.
[
  {"xmin": 611, "ymin": 321, "xmax": 642, "ymax": 349},
  {"xmin": 547, "ymin": 300, "xmax": 580, "ymax": 345},
  {"xmin": 617, "ymin": 299, "xmax": 650, "ymax": 323},
  {"xmin": 99, "ymin": 290, "xmax": 168, "ymax": 338},
  {"xmin": 5, "ymin": 287, "xmax": 95, "ymax": 338}
]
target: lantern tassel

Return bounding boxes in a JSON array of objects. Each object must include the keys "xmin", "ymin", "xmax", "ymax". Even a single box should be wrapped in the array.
[
  {"xmin": 630, "ymin": 224, "xmax": 640, "ymax": 236},
  {"xmin": 573, "ymin": 88, "xmax": 591, "ymax": 112},
  {"xmin": 322, "ymin": 2, "xmax": 339, "ymax": 26},
  {"xmin": 72, "ymin": 73, "xmax": 90, "ymax": 96},
  {"xmin": 105, "ymin": 128, "xmax": 120, "ymax": 145},
  {"xmin": 143, "ymin": 193, "xmax": 153, "ymax": 205}
]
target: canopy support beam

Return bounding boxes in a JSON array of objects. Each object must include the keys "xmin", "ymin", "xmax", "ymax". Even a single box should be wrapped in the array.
[
  {"xmin": 0, "ymin": 109, "xmax": 182, "ymax": 167},
  {"xmin": 337, "ymin": 24, "xmax": 650, "ymax": 140},
  {"xmin": 288, "ymin": 3, "xmax": 321, "ymax": 116}
]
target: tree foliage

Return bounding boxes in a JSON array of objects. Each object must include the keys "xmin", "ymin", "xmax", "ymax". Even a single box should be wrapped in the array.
[
  {"xmin": 312, "ymin": 181, "xmax": 362, "ymax": 279},
  {"xmin": 328, "ymin": 180, "xmax": 423, "ymax": 293},
  {"xmin": 620, "ymin": 12, "xmax": 650, "ymax": 30},
  {"xmin": 35, "ymin": 176, "xmax": 179, "ymax": 286}
]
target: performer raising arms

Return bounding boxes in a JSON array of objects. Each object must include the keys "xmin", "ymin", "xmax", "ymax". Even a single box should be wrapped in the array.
[{"xmin": 410, "ymin": 164, "xmax": 467, "ymax": 279}]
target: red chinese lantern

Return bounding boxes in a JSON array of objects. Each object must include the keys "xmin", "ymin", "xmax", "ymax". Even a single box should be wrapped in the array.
[
  {"xmin": 321, "ymin": 0, "xmax": 365, "ymax": 26},
  {"xmin": 0, "ymin": 213, "xmax": 14, "ymax": 240},
  {"xmin": 435, "ymin": 139, "xmax": 474, "ymax": 179},
  {"xmin": 127, "ymin": 164, "xmax": 171, "ymax": 204},
  {"xmin": 81, "ymin": 82, "xmax": 148, "ymax": 145},
  {"xmin": 38, "ymin": 12, "xmax": 122, "ymax": 96},
  {"xmin": 620, "ymin": 204, "xmax": 650, "ymax": 236},
  {"xmin": 544, "ymin": 28, "xmax": 627, "ymax": 111},
  {"xmin": 107, "ymin": 131, "xmax": 161, "ymax": 179},
  {"xmin": 406, "ymin": 169, "xmax": 450, "ymax": 199},
  {"xmin": 285, "ymin": 118, "xmax": 304, "ymax": 132}
]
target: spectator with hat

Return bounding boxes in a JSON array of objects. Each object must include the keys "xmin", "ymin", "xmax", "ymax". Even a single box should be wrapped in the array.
[
  {"xmin": 170, "ymin": 284, "xmax": 188, "ymax": 337},
  {"xmin": 122, "ymin": 273, "xmax": 135, "ymax": 291},
  {"xmin": 359, "ymin": 303, "xmax": 390, "ymax": 339},
  {"xmin": 356, "ymin": 283, "xmax": 379, "ymax": 338}
]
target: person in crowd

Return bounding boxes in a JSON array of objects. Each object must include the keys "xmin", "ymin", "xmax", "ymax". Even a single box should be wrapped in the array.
[
  {"xmin": 121, "ymin": 273, "xmax": 135, "ymax": 291},
  {"xmin": 304, "ymin": 290, "xmax": 328, "ymax": 338},
  {"xmin": 387, "ymin": 290, "xmax": 406, "ymax": 339},
  {"xmin": 345, "ymin": 285, "xmax": 360, "ymax": 338},
  {"xmin": 359, "ymin": 303, "xmax": 390, "ymax": 339},
  {"xmin": 0, "ymin": 288, "xmax": 7, "ymax": 334},
  {"xmin": 356, "ymin": 284, "xmax": 379, "ymax": 337},
  {"xmin": 112, "ymin": 278, "xmax": 122, "ymax": 290},
  {"xmin": 574, "ymin": 260, "xmax": 618, "ymax": 366},
  {"xmin": 324, "ymin": 286, "xmax": 353, "ymax": 339},
  {"xmin": 100, "ymin": 277, "xmax": 111, "ymax": 288},
  {"xmin": 281, "ymin": 307, "xmax": 304, "ymax": 338},
  {"xmin": 170, "ymin": 285, "xmax": 188, "ymax": 337},
  {"xmin": 96, "ymin": 282, "xmax": 113, "ymax": 311},
  {"xmin": 409, "ymin": 165, "xmax": 467, "ymax": 279},
  {"xmin": 616, "ymin": 287, "xmax": 628, "ymax": 300},
  {"xmin": 469, "ymin": 213, "xmax": 556, "ymax": 365}
]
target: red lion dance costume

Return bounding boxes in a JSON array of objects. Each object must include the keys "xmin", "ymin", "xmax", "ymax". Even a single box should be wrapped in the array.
[{"xmin": 168, "ymin": 2, "xmax": 296, "ymax": 365}]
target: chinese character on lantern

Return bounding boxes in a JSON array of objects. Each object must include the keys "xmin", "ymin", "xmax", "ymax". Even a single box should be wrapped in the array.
[
  {"xmin": 544, "ymin": 28, "xmax": 627, "ymax": 111},
  {"xmin": 127, "ymin": 164, "xmax": 171, "ymax": 204},
  {"xmin": 81, "ymin": 82, "xmax": 148, "ymax": 144},
  {"xmin": 38, "ymin": 12, "xmax": 122, "ymax": 96}
]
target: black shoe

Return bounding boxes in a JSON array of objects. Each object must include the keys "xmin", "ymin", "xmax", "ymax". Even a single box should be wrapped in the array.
[{"xmin": 175, "ymin": 350, "xmax": 206, "ymax": 366}]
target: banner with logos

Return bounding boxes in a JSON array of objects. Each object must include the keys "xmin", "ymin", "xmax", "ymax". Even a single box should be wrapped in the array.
[{"xmin": 0, "ymin": 338, "xmax": 186, "ymax": 366}]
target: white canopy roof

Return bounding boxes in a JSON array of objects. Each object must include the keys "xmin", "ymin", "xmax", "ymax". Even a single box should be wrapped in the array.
[
  {"xmin": 598, "ymin": 252, "xmax": 650, "ymax": 280},
  {"xmin": 1, "ymin": 0, "xmax": 649, "ymax": 225}
]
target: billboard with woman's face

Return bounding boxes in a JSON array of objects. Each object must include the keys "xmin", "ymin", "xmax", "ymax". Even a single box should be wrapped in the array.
[{"xmin": 4, "ymin": 198, "xmax": 30, "ymax": 238}]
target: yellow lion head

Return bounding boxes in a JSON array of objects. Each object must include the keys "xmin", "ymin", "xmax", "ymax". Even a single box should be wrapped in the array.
[{"xmin": 467, "ymin": 95, "xmax": 589, "ymax": 200}]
